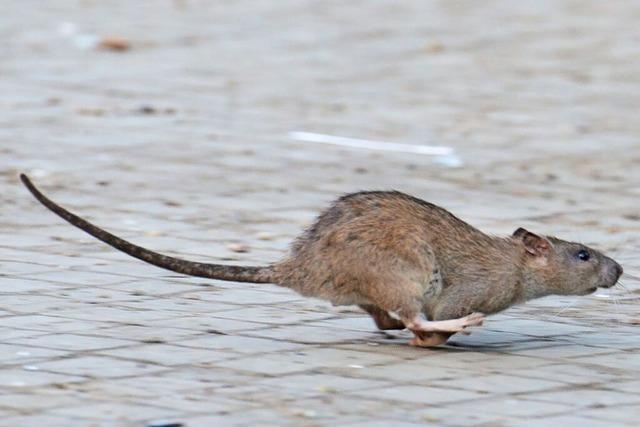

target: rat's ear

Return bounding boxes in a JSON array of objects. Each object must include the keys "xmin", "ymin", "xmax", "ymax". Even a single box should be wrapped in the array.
[{"xmin": 513, "ymin": 228, "xmax": 551, "ymax": 256}]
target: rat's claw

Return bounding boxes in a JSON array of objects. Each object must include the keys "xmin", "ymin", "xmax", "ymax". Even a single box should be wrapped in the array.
[{"xmin": 462, "ymin": 312, "xmax": 485, "ymax": 327}]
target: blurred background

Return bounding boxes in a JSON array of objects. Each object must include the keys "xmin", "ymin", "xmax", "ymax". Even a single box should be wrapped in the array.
[{"xmin": 1, "ymin": 1, "xmax": 639, "ymax": 425}]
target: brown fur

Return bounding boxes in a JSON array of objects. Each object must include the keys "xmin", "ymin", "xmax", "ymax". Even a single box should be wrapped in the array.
[{"xmin": 21, "ymin": 175, "xmax": 623, "ymax": 346}]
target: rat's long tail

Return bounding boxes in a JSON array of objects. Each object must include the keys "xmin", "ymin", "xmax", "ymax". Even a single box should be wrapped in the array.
[{"xmin": 20, "ymin": 174, "xmax": 276, "ymax": 284}]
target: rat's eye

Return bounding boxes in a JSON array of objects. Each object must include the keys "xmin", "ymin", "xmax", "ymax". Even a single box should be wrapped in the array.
[{"xmin": 577, "ymin": 250, "xmax": 590, "ymax": 261}]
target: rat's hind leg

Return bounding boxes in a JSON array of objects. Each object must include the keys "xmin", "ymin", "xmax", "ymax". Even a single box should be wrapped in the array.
[
  {"xmin": 361, "ymin": 277, "xmax": 485, "ymax": 337},
  {"xmin": 404, "ymin": 312, "xmax": 485, "ymax": 334},
  {"xmin": 359, "ymin": 304, "xmax": 405, "ymax": 330}
]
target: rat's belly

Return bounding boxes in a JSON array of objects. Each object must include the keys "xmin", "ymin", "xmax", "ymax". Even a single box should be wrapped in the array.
[{"xmin": 427, "ymin": 282, "xmax": 518, "ymax": 320}]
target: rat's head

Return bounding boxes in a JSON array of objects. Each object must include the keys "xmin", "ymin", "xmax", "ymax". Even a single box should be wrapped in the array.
[{"xmin": 512, "ymin": 228, "xmax": 623, "ymax": 297}]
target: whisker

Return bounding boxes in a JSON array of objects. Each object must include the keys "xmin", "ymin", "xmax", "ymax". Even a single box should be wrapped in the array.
[
  {"xmin": 617, "ymin": 282, "xmax": 631, "ymax": 294},
  {"xmin": 608, "ymin": 289, "xmax": 628, "ymax": 324},
  {"xmin": 551, "ymin": 299, "xmax": 577, "ymax": 319},
  {"xmin": 616, "ymin": 281, "xmax": 637, "ymax": 298}
]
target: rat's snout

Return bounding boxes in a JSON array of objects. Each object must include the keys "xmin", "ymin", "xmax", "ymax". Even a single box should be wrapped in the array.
[
  {"xmin": 614, "ymin": 262, "xmax": 623, "ymax": 280},
  {"xmin": 601, "ymin": 260, "xmax": 623, "ymax": 288}
]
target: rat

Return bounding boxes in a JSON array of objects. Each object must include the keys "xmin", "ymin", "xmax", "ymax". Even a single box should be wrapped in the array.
[{"xmin": 20, "ymin": 174, "xmax": 623, "ymax": 347}]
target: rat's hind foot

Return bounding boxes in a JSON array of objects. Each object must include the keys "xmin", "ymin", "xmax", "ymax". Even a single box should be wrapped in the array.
[
  {"xmin": 359, "ymin": 304, "xmax": 405, "ymax": 330},
  {"xmin": 404, "ymin": 312, "xmax": 484, "ymax": 334},
  {"xmin": 409, "ymin": 331, "xmax": 452, "ymax": 347}
]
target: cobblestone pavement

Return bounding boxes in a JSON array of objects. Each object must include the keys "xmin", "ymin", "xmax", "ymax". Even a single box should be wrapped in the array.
[{"xmin": 2, "ymin": 1, "xmax": 640, "ymax": 426}]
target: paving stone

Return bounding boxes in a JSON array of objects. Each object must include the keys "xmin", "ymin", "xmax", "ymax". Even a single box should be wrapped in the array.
[
  {"xmin": 185, "ymin": 409, "xmax": 303, "ymax": 427},
  {"xmin": 349, "ymin": 384, "xmax": 486, "ymax": 405},
  {"xmin": 93, "ymin": 323, "xmax": 203, "ymax": 342},
  {"xmin": 2, "ymin": 1, "xmax": 640, "ymax": 424},
  {"xmin": 429, "ymin": 373, "xmax": 565, "ymax": 394},
  {"xmin": 212, "ymin": 352, "xmax": 339, "ymax": 376},
  {"xmin": 49, "ymin": 402, "xmax": 178, "ymax": 422},
  {"xmin": 175, "ymin": 334, "xmax": 306, "ymax": 354},
  {"xmin": 0, "ymin": 277, "xmax": 73, "ymax": 293},
  {"xmin": 7, "ymin": 333, "xmax": 133, "ymax": 352},
  {"xmin": 205, "ymin": 305, "xmax": 336, "ymax": 325},
  {"xmin": 0, "ymin": 327, "xmax": 49, "ymax": 341},
  {"xmin": 50, "ymin": 306, "xmax": 179, "ymax": 323},
  {"xmin": 572, "ymin": 351, "xmax": 640, "ymax": 372},
  {"xmin": 0, "ymin": 315, "xmax": 74, "ymax": 330},
  {"xmin": 343, "ymin": 420, "xmax": 427, "ymax": 427},
  {"xmin": 0, "ymin": 391, "xmax": 90, "ymax": 414},
  {"xmin": 580, "ymin": 404, "xmax": 640, "ymax": 425},
  {"xmin": 150, "ymin": 314, "xmax": 271, "ymax": 333},
  {"xmin": 508, "ymin": 414, "xmax": 628, "ymax": 427},
  {"xmin": 0, "ymin": 343, "xmax": 68, "ymax": 365},
  {"xmin": 0, "ymin": 414, "xmax": 101, "ymax": 427},
  {"xmin": 405, "ymin": 406, "xmax": 510, "ymax": 427},
  {"xmin": 508, "ymin": 344, "xmax": 618, "ymax": 359},
  {"xmin": 256, "ymin": 372, "xmax": 392, "ymax": 395},
  {"xmin": 244, "ymin": 324, "xmax": 371, "ymax": 344},
  {"xmin": 98, "ymin": 343, "xmax": 235, "ymax": 366},
  {"xmin": 1, "ymin": 369, "xmax": 86, "ymax": 388},
  {"xmin": 431, "ymin": 396, "xmax": 572, "ymax": 418},
  {"xmin": 332, "ymin": 360, "xmax": 480, "ymax": 383},
  {"xmin": 35, "ymin": 356, "xmax": 168, "ymax": 379},
  {"xmin": 508, "ymin": 362, "xmax": 625, "ymax": 386},
  {"xmin": 527, "ymin": 388, "xmax": 640, "ymax": 407}
]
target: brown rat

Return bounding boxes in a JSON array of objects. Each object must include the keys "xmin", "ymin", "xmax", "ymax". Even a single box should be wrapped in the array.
[{"xmin": 20, "ymin": 174, "xmax": 623, "ymax": 347}]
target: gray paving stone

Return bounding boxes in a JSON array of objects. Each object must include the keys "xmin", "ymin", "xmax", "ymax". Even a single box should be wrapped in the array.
[
  {"xmin": 343, "ymin": 420, "xmax": 427, "ymax": 427},
  {"xmin": 508, "ymin": 344, "xmax": 618, "ymax": 359},
  {"xmin": 349, "ymin": 384, "xmax": 486, "ymax": 405},
  {"xmin": 508, "ymin": 362, "xmax": 626, "ymax": 386},
  {"xmin": 7, "ymin": 333, "xmax": 133, "ymax": 352},
  {"xmin": 50, "ymin": 306, "xmax": 179, "ymax": 323},
  {"xmin": 573, "ymin": 351, "xmax": 640, "ymax": 372},
  {"xmin": 49, "ymin": 401, "xmax": 178, "ymax": 422},
  {"xmin": 205, "ymin": 305, "xmax": 336, "ymax": 325},
  {"xmin": 0, "ymin": 327, "xmax": 49, "ymax": 341},
  {"xmin": 405, "ymin": 406, "xmax": 510, "ymax": 427},
  {"xmin": 256, "ymin": 373, "xmax": 392, "ymax": 394},
  {"xmin": 580, "ymin": 404, "xmax": 640, "ymax": 425},
  {"xmin": 508, "ymin": 414, "xmax": 628, "ymax": 427},
  {"xmin": 244, "ymin": 324, "xmax": 371, "ymax": 344},
  {"xmin": 0, "ymin": 277, "xmax": 73, "ymax": 293},
  {"xmin": 185, "ymin": 409, "xmax": 303, "ymax": 427},
  {"xmin": 432, "ymin": 396, "xmax": 572, "ymax": 418},
  {"xmin": 2, "ymin": 0, "xmax": 640, "ymax": 425},
  {"xmin": 150, "ymin": 314, "xmax": 271, "ymax": 333},
  {"xmin": 175, "ymin": 334, "xmax": 306, "ymax": 354},
  {"xmin": 98, "ymin": 343, "xmax": 235, "ymax": 366},
  {"xmin": 332, "ymin": 360, "xmax": 479, "ymax": 383},
  {"xmin": 527, "ymin": 388, "xmax": 640, "ymax": 407},
  {"xmin": 0, "ymin": 343, "xmax": 68, "ymax": 365},
  {"xmin": 93, "ymin": 323, "xmax": 203, "ymax": 342},
  {"xmin": 429, "ymin": 373, "xmax": 565, "ymax": 394},
  {"xmin": 0, "ymin": 391, "xmax": 90, "ymax": 414},
  {"xmin": 212, "ymin": 351, "xmax": 348, "ymax": 376},
  {"xmin": 0, "ymin": 414, "xmax": 102, "ymax": 427},
  {"xmin": 1, "ymin": 368, "xmax": 86, "ymax": 388},
  {"xmin": 35, "ymin": 356, "xmax": 168, "ymax": 379}
]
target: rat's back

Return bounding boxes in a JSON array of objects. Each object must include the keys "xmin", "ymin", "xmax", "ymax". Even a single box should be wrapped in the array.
[
  {"xmin": 291, "ymin": 190, "xmax": 479, "ymax": 256},
  {"xmin": 275, "ymin": 191, "xmax": 481, "ymax": 304}
]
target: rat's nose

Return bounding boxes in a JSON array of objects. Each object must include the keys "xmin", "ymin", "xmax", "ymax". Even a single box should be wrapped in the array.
[{"xmin": 614, "ymin": 263, "xmax": 623, "ymax": 281}]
